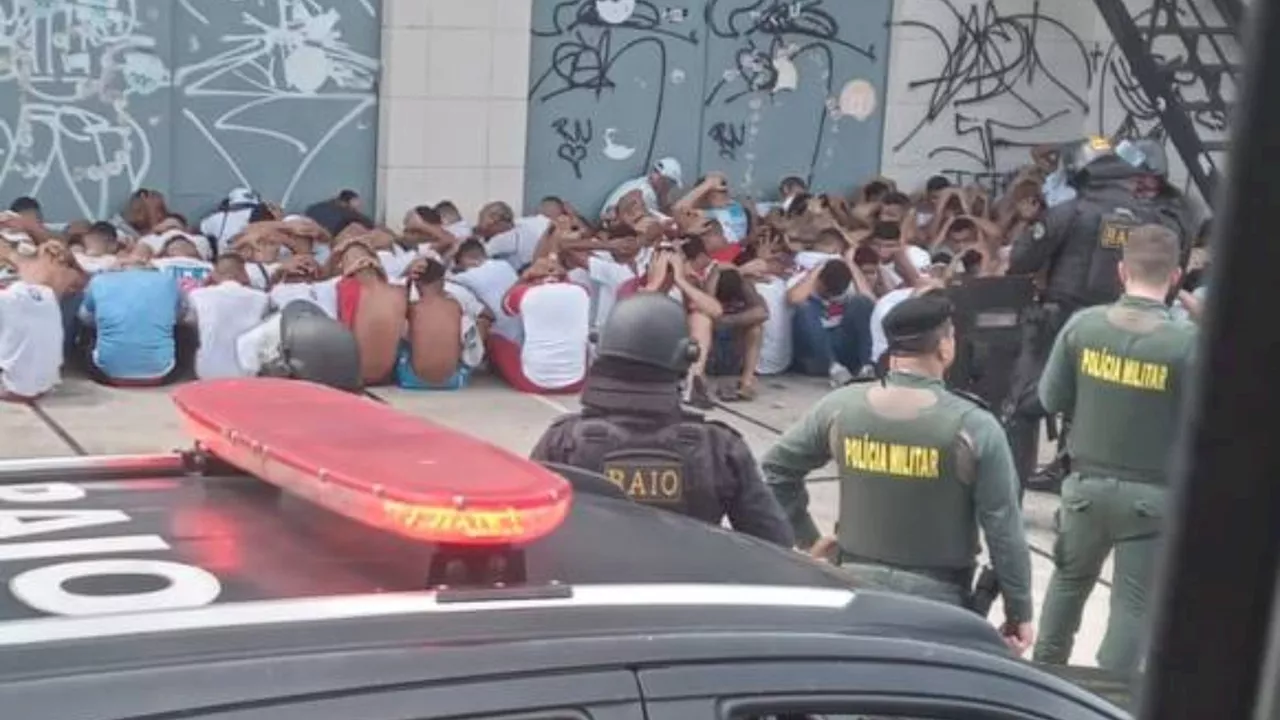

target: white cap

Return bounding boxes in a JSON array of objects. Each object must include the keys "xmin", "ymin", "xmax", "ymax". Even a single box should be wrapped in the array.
[
  {"xmin": 653, "ymin": 157, "xmax": 683, "ymax": 188},
  {"xmin": 227, "ymin": 187, "xmax": 260, "ymax": 208}
]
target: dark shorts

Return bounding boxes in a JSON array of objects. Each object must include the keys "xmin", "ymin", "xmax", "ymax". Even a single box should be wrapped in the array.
[{"xmin": 706, "ymin": 326, "xmax": 745, "ymax": 377}]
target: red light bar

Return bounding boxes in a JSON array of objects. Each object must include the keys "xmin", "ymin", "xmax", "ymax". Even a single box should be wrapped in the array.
[{"xmin": 171, "ymin": 379, "xmax": 572, "ymax": 546}]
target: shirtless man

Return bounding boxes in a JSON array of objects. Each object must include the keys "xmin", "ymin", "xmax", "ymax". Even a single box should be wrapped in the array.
[
  {"xmin": 398, "ymin": 253, "xmax": 484, "ymax": 389},
  {"xmin": 333, "ymin": 239, "xmax": 407, "ymax": 385}
]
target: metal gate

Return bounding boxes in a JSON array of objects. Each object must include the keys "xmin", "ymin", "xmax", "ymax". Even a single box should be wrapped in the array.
[
  {"xmin": 0, "ymin": 0, "xmax": 380, "ymax": 224},
  {"xmin": 524, "ymin": 0, "xmax": 892, "ymax": 216}
]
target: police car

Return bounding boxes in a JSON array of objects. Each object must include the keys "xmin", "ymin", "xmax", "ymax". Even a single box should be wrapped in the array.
[{"xmin": 0, "ymin": 446, "xmax": 1130, "ymax": 720}]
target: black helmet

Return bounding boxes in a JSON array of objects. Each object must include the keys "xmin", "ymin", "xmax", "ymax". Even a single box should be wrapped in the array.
[{"xmin": 597, "ymin": 293, "xmax": 700, "ymax": 373}]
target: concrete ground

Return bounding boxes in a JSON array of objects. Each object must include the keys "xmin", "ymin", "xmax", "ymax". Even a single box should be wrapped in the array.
[{"xmin": 1, "ymin": 372, "xmax": 1111, "ymax": 666}]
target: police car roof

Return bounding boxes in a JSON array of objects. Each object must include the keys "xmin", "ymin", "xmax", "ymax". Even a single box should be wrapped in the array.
[{"xmin": 0, "ymin": 456, "xmax": 1007, "ymax": 660}]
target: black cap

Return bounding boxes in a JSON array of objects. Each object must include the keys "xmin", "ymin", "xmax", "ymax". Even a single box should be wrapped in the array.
[{"xmin": 882, "ymin": 292, "xmax": 954, "ymax": 355}]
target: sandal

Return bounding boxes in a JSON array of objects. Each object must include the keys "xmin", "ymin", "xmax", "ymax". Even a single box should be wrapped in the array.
[{"xmin": 717, "ymin": 382, "xmax": 758, "ymax": 403}]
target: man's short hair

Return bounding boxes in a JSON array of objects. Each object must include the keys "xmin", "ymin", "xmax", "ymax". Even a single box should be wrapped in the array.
[
  {"xmin": 1123, "ymin": 224, "xmax": 1181, "ymax": 284},
  {"xmin": 815, "ymin": 227, "xmax": 848, "ymax": 250},
  {"xmin": 480, "ymin": 201, "xmax": 514, "ymax": 225},
  {"xmin": 817, "ymin": 259, "xmax": 853, "ymax": 297},
  {"xmin": 337, "ymin": 189, "xmax": 359, "ymax": 203},
  {"xmin": 10, "ymin": 196, "xmax": 40, "ymax": 214},
  {"xmin": 926, "ymin": 175, "xmax": 952, "ymax": 193},
  {"xmin": 435, "ymin": 200, "xmax": 460, "ymax": 215},
  {"xmin": 882, "ymin": 191, "xmax": 911, "ymax": 207},
  {"xmin": 714, "ymin": 267, "xmax": 747, "ymax": 305},
  {"xmin": 413, "ymin": 205, "xmax": 442, "ymax": 225},
  {"xmin": 681, "ymin": 235, "xmax": 708, "ymax": 260},
  {"xmin": 780, "ymin": 176, "xmax": 807, "ymax": 193},
  {"xmin": 87, "ymin": 221, "xmax": 118, "ymax": 241},
  {"xmin": 455, "ymin": 238, "xmax": 487, "ymax": 259}
]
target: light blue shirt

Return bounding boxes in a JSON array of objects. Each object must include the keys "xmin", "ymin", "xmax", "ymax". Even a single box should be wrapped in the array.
[
  {"xmin": 80, "ymin": 269, "xmax": 182, "ymax": 380},
  {"xmin": 707, "ymin": 202, "xmax": 750, "ymax": 243}
]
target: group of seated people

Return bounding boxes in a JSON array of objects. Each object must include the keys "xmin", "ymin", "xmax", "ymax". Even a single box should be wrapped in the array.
[{"xmin": 0, "ymin": 148, "xmax": 1209, "ymax": 406}]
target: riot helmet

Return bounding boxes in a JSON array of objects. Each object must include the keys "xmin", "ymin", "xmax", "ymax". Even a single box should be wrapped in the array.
[
  {"xmin": 597, "ymin": 293, "xmax": 700, "ymax": 374},
  {"xmin": 1119, "ymin": 138, "xmax": 1170, "ymax": 178},
  {"xmin": 1064, "ymin": 136, "xmax": 1116, "ymax": 183}
]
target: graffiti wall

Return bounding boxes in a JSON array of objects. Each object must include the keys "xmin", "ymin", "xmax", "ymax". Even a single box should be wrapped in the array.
[
  {"xmin": 882, "ymin": 0, "xmax": 1099, "ymax": 194},
  {"xmin": 524, "ymin": 0, "xmax": 892, "ymax": 215},
  {"xmin": 882, "ymin": 0, "xmax": 1229, "ymax": 197},
  {"xmin": 0, "ymin": 0, "xmax": 380, "ymax": 223}
]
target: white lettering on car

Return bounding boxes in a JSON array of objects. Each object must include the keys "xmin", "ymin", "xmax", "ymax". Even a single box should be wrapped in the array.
[
  {"xmin": 0, "ymin": 483, "xmax": 87, "ymax": 504},
  {"xmin": 0, "ymin": 481, "xmax": 223, "ymax": 617},
  {"xmin": 11, "ymin": 560, "xmax": 222, "ymax": 616}
]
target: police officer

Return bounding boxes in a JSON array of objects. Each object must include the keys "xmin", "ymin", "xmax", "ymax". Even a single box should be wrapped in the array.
[
  {"xmin": 1003, "ymin": 136, "xmax": 1191, "ymax": 493},
  {"xmin": 529, "ymin": 293, "xmax": 794, "ymax": 548},
  {"xmin": 259, "ymin": 299, "xmax": 362, "ymax": 392},
  {"xmin": 1033, "ymin": 224, "xmax": 1196, "ymax": 672},
  {"xmin": 762, "ymin": 291, "xmax": 1035, "ymax": 654}
]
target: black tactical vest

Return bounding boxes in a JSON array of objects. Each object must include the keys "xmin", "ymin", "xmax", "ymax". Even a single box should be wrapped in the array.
[
  {"xmin": 1080, "ymin": 198, "xmax": 1185, "ymax": 307},
  {"xmin": 564, "ymin": 412, "xmax": 725, "ymax": 525},
  {"xmin": 835, "ymin": 386, "xmax": 980, "ymax": 571}
]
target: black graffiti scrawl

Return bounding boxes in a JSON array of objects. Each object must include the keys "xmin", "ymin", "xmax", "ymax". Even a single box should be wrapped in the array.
[
  {"xmin": 525, "ymin": 0, "xmax": 890, "ymax": 213},
  {"xmin": 891, "ymin": 0, "xmax": 1094, "ymax": 190}
]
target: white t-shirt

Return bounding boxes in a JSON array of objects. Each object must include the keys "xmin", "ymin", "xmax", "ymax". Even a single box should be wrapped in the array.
[
  {"xmin": 269, "ymin": 277, "xmax": 340, "ymax": 318},
  {"xmin": 143, "ymin": 230, "xmax": 213, "ymax": 260},
  {"xmin": 487, "ymin": 215, "xmax": 551, "ymax": 271},
  {"xmin": 586, "ymin": 253, "xmax": 642, "ymax": 331},
  {"xmin": 152, "ymin": 256, "xmax": 215, "ymax": 294},
  {"xmin": 795, "ymin": 251, "xmax": 839, "ymax": 271},
  {"xmin": 451, "ymin": 259, "xmax": 520, "ymax": 340},
  {"xmin": 74, "ymin": 253, "xmax": 118, "ymax": 274},
  {"xmin": 202, "ymin": 208, "xmax": 254, "ymax": 254},
  {"xmin": 0, "ymin": 281, "xmax": 63, "ymax": 397},
  {"xmin": 881, "ymin": 245, "xmax": 932, "ymax": 290},
  {"xmin": 187, "ymin": 281, "xmax": 271, "ymax": 379},
  {"xmin": 755, "ymin": 277, "xmax": 793, "ymax": 375},
  {"xmin": 446, "ymin": 220, "xmax": 473, "ymax": 240},
  {"xmin": 244, "ymin": 262, "xmax": 280, "ymax": 290},
  {"xmin": 504, "ymin": 282, "xmax": 590, "ymax": 389},
  {"xmin": 378, "ymin": 246, "xmax": 417, "ymax": 280},
  {"xmin": 871, "ymin": 287, "xmax": 915, "ymax": 362},
  {"xmin": 235, "ymin": 313, "xmax": 282, "ymax": 376},
  {"xmin": 601, "ymin": 176, "xmax": 659, "ymax": 217}
]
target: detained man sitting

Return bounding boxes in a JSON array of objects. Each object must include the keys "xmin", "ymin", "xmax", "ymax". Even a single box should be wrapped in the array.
[
  {"xmin": 492, "ymin": 255, "xmax": 590, "ymax": 395},
  {"xmin": 78, "ymin": 249, "xmax": 183, "ymax": 386},
  {"xmin": 332, "ymin": 239, "xmax": 408, "ymax": 386},
  {"xmin": 0, "ymin": 242, "xmax": 68, "ymax": 401},
  {"xmin": 396, "ymin": 251, "xmax": 485, "ymax": 391},
  {"xmin": 184, "ymin": 254, "xmax": 270, "ymax": 379}
]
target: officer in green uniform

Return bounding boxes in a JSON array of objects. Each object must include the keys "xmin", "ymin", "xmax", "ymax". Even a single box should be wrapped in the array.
[
  {"xmin": 762, "ymin": 291, "xmax": 1036, "ymax": 655},
  {"xmin": 1033, "ymin": 224, "xmax": 1197, "ymax": 672}
]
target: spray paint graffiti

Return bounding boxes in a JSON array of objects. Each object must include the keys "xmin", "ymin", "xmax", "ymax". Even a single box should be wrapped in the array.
[
  {"xmin": 889, "ymin": 0, "xmax": 1094, "ymax": 190},
  {"xmin": 708, "ymin": 121, "xmax": 746, "ymax": 161},
  {"xmin": 551, "ymin": 117, "xmax": 594, "ymax": 178},
  {"xmin": 525, "ymin": 0, "xmax": 891, "ymax": 214},
  {"xmin": 0, "ymin": 0, "xmax": 379, "ymax": 223}
]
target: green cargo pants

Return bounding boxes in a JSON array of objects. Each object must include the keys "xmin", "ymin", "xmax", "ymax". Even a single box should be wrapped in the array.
[
  {"xmin": 841, "ymin": 563, "xmax": 969, "ymax": 609},
  {"xmin": 1033, "ymin": 473, "xmax": 1166, "ymax": 671}
]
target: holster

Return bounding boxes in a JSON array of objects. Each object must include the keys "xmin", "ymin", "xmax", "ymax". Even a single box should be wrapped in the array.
[{"xmin": 967, "ymin": 564, "xmax": 1001, "ymax": 617}]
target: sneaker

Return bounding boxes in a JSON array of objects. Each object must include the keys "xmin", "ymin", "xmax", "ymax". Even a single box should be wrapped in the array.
[
  {"xmin": 829, "ymin": 363, "xmax": 854, "ymax": 388},
  {"xmin": 855, "ymin": 364, "xmax": 877, "ymax": 380},
  {"xmin": 683, "ymin": 373, "xmax": 715, "ymax": 409}
]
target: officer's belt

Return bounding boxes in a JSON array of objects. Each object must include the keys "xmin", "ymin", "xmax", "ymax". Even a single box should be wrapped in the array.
[
  {"xmin": 836, "ymin": 549, "xmax": 974, "ymax": 588},
  {"xmin": 1070, "ymin": 458, "xmax": 1166, "ymax": 486}
]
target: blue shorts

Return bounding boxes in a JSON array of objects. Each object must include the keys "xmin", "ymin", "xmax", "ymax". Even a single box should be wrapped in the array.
[{"xmin": 394, "ymin": 341, "xmax": 471, "ymax": 391}]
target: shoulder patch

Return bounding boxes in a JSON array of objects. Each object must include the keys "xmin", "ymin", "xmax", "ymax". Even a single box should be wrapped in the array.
[
  {"xmin": 948, "ymin": 388, "xmax": 991, "ymax": 412},
  {"xmin": 1031, "ymin": 222, "xmax": 1046, "ymax": 241}
]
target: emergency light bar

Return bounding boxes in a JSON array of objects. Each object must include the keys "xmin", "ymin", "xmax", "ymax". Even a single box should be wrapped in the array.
[{"xmin": 171, "ymin": 379, "xmax": 574, "ymax": 548}]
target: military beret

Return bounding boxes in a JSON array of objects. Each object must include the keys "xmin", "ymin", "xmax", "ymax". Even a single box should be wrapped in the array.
[{"xmin": 883, "ymin": 291, "xmax": 955, "ymax": 353}]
